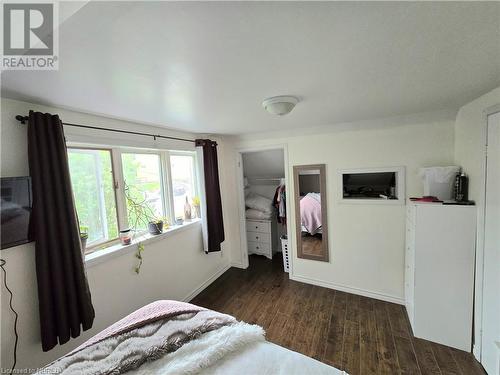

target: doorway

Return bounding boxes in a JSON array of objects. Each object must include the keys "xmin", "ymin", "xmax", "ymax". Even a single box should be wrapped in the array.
[
  {"xmin": 480, "ymin": 109, "xmax": 500, "ymax": 374},
  {"xmin": 236, "ymin": 146, "xmax": 290, "ymax": 273}
]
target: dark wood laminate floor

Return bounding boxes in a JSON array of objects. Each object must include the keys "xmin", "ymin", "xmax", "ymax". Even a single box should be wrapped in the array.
[{"xmin": 191, "ymin": 255, "xmax": 485, "ymax": 375}]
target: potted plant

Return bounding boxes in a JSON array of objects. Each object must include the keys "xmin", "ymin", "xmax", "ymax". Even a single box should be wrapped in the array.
[
  {"xmin": 148, "ymin": 217, "xmax": 169, "ymax": 235},
  {"xmin": 192, "ymin": 196, "xmax": 201, "ymax": 218},
  {"xmin": 80, "ymin": 225, "xmax": 89, "ymax": 252}
]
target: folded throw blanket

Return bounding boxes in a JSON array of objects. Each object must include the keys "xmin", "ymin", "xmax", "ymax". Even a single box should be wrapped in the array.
[{"xmin": 41, "ymin": 300, "xmax": 236, "ymax": 375}]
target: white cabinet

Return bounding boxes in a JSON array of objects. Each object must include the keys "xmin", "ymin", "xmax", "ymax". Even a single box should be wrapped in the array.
[
  {"xmin": 246, "ymin": 218, "xmax": 277, "ymax": 259},
  {"xmin": 405, "ymin": 203, "xmax": 476, "ymax": 351}
]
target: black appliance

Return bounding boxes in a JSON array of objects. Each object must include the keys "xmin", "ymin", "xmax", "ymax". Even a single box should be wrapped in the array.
[{"xmin": 454, "ymin": 172, "xmax": 469, "ymax": 202}]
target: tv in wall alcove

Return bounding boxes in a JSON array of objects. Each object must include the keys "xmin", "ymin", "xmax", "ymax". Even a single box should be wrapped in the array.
[{"xmin": 1, "ymin": 176, "xmax": 33, "ymax": 249}]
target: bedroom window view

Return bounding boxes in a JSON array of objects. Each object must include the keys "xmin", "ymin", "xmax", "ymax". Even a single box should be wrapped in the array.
[
  {"xmin": 122, "ymin": 153, "xmax": 165, "ymax": 230},
  {"xmin": 170, "ymin": 154, "xmax": 197, "ymax": 219},
  {"xmin": 67, "ymin": 148, "xmax": 198, "ymax": 252},
  {"xmin": 67, "ymin": 148, "xmax": 119, "ymax": 248}
]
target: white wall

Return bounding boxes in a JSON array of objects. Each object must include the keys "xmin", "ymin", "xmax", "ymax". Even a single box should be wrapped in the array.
[
  {"xmin": 0, "ymin": 98, "xmax": 232, "ymax": 370},
  {"xmin": 224, "ymin": 111, "xmax": 456, "ymax": 303},
  {"xmin": 454, "ymin": 87, "xmax": 500, "ymax": 202}
]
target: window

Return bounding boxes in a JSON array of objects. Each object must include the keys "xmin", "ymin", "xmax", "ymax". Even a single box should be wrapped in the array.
[
  {"xmin": 122, "ymin": 153, "xmax": 165, "ymax": 230},
  {"xmin": 68, "ymin": 148, "xmax": 118, "ymax": 246},
  {"xmin": 338, "ymin": 167, "xmax": 405, "ymax": 204},
  {"xmin": 169, "ymin": 153, "xmax": 197, "ymax": 219},
  {"xmin": 67, "ymin": 146, "xmax": 199, "ymax": 252}
]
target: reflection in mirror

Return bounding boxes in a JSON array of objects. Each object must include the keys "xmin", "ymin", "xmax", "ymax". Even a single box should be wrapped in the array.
[{"xmin": 294, "ymin": 164, "xmax": 329, "ymax": 261}]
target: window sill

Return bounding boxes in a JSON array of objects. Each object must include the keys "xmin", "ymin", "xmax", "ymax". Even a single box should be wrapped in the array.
[
  {"xmin": 84, "ymin": 219, "xmax": 202, "ymax": 268},
  {"xmin": 339, "ymin": 197, "xmax": 405, "ymax": 205}
]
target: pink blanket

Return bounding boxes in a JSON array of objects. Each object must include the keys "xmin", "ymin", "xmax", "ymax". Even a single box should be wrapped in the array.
[
  {"xmin": 300, "ymin": 194, "xmax": 322, "ymax": 235},
  {"xmin": 71, "ymin": 300, "xmax": 205, "ymax": 355}
]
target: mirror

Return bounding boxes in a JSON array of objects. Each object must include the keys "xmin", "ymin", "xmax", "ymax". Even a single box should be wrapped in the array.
[{"xmin": 293, "ymin": 164, "xmax": 329, "ymax": 261}]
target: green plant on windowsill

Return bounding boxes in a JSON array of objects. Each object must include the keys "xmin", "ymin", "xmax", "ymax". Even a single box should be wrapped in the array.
[
  {"xmin": 123, "ymin": 183, "xmax": 162, "ymax": 274},
  {"xmin": 80, "ymin": 225, "xmax": 89, "ymax": 252},
  {"xmin": 192, "ymin": 196, "xmax": 201, "ymax": 218}
]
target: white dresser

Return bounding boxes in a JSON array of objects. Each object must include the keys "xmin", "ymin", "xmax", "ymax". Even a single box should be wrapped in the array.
[
  {"xmin": 246, "ymin": 218, "xmax": 278, "ymax": 259},
  {"xmin": 405, "ymin": 203, "xmax": 476, "ymax": 351}
]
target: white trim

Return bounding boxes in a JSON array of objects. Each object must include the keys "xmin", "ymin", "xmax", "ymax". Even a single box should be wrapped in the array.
[
  {"xmin": 230, "ymin": 261, "xmax": 248, "ymax": 269},
  {"xmin": 290, "ymin": 273, "xmax": 405, "ymax": 305},
  {"xmin": 85, "ymin": 220, "xmax": 201, "ymax": 268},
  {"xmin": 182, "ymin": 263, "xmax": 232, "ymax": 302},
  {"xmin": 337, "ymin": 166, "xmax": 406, "ymax": 205},
  {"xmin": 235, "ymin": 144, "xmax": 292, "ymax": 274},
  {"xmin": 473, "ymin": 104, "xmax": 500, "ymax": 362}
]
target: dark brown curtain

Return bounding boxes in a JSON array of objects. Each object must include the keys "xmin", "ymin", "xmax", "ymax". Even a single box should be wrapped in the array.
[
  {"xmin": 27, "ymin": 111, "xmax": 94, "ymax": 351},
  {"xmin": 195, "ymin": 139, "xmax": 225, "ymax": 252}
]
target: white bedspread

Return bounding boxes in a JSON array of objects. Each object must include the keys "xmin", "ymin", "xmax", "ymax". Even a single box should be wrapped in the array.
[
  {"xmin": 130, "ymin": 321, "xmax": 345, "ymax": 375},
  {"xmin": 201, "ymin": 341, "xmax": 344, "ymax": 375}
]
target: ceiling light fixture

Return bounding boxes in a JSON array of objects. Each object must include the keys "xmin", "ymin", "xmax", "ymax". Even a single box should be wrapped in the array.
[{"xmin": 262, "ymin": 96, "xmax": 299, "ymax": 116}]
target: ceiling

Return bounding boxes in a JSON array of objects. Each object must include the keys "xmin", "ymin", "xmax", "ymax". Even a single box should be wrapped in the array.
[
  {"xmin": 2, "ymin": 1, "xmax": 499, "ymax": 135},
  {"xmin": 243, "ymin": 149, "xmax": 285, "ymax": 179}
]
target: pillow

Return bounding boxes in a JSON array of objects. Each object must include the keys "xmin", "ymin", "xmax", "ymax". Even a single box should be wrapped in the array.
[
  {"xmin": 246, "ymin": 209, "xmax": 272, "ymax": 220},
  {"xmin": 245, "ymin": 192, "xmax": 273, "ymax": 214}
]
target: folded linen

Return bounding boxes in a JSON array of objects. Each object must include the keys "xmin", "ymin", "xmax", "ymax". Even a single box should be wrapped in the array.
[
  {"xmin": 246, "ymin": 208, "xmax": 272, "ymax": 220},
  {"xmin": 245, "ymin": 192, "xmax": 273, "ymax": 214}
]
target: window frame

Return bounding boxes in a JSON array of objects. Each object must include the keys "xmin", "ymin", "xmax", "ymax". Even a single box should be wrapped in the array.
[
  {"xmin": 67, "ymin": 146, "xmax": 121, "ymax": 249},
  {"xmin": 67, "ymin": 144, "xmax": 199, "ymax": 253},
  {"xmin": 167, "ymin": 150, "xmax": 200, "ymax": 220}
]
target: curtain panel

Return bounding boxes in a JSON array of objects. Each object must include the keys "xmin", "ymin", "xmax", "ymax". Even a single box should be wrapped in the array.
[
  {"xmin": 28, "ymin": 111, "xmax": 94, "ymax": 351},
  {"xmin": 195, "ymin": 139, "xmax": 225, "ymax": 253}
]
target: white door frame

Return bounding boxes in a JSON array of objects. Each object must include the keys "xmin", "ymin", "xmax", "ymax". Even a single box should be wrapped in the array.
[
  {"xmin": 235, "ymin": 144, "xmax": 293, "ymax": 273},
  {"xmin": 474, "ymin": 104, "xmax": 500, "ymax": 360}
]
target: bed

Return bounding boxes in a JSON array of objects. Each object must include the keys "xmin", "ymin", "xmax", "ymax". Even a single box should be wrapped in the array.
[
  {"xmin": 41, "ymin": 300, "xmax": 345, "ymax": 375},
  {"xmin": 300, "ymin": 192, "xmax": 322, "ymax": 235}
]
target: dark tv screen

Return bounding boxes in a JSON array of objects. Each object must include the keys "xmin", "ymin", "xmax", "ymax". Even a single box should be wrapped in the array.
[{"xmin": 1, "ymin": 177, "xmax": 33, "ymax": 249}]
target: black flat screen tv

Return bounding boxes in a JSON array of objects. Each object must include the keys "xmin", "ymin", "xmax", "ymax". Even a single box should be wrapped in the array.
[{"xmin": 1, "ymin": 176, "xmax": 33, "ymax": 249}]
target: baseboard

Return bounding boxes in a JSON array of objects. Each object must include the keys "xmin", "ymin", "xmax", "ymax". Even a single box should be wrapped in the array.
[
  {"xmin": 473, "ymin": 344, "xmax": 480, "ymax": 361},
  {"xmin": 183, "ymin": 263, "xmax": 231, "ymax": 302},
  {"xmin": 230, "ymin": 261, "xmax": 248, "ymax": 269},
  {"xmin": 290, "ymin": 274, "xmax": 405, "ymax": 305}
]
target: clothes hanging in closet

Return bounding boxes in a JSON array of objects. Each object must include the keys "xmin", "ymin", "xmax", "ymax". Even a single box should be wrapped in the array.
[{"xmin": 273, "ymin": 183, "xmax": 286, "ymax": 225}]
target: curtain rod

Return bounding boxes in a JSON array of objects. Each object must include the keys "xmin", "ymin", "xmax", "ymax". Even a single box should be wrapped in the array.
[{"xmin": 15, "ymin": 115, "xmax": 196, "ymax": 143}]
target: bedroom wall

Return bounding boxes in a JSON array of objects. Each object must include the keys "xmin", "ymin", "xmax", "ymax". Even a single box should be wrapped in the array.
[
  {"xmin": 454, "ymin": 86, "xmax": 500, "ymax": 202},
  {"xmin": 224, "ymin": 110, "xmax": 456, "ymax": 303},
  {"xmin": 0, "ymin": 98, "xmax": 232, "ymax": 370}
]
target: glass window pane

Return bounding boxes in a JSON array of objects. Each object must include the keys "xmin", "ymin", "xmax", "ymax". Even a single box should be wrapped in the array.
[
  {"xmin": 170, "ymin": 154, "xmax": 196, "ymax": 220},
  {"xmin": 122, "ymin": 153, "xmax": 164, "ymax": 231},
  {"xmin": 68, "ymin": 149, "xmax": 118, "ymax": 247}
]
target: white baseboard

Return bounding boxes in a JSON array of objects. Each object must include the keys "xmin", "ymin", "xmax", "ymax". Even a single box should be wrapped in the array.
[
  {"xmin": 230, "ymin": 261, "xmax": 248, "ymax": 269},
  {"xmin": 182, "ymin": 263, "xmax": 231, "ymax": 302},
  {"xmin": 290, "ymin": 274, "xmax": 405, "ymax": 305},
  {"xmin": 473, "ymin": 344, "xmax": 480, "ymax": 361}
]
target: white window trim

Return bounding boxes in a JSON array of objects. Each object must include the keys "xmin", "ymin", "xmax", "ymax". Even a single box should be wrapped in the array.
[
  {"xmin": 67, "ymin": 142, "xmax": 200, "ymax": 258},
  {"xmin": 167, "ymin": 150, "xmax": 200, "ymax": 221}
]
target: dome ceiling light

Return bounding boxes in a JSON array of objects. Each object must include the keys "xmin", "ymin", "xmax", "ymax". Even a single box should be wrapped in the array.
[{"xmin": 262, "ymin": 96, "xmax": 299, "ymax": 116}]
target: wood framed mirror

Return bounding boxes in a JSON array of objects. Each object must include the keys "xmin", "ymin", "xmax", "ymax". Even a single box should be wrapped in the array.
[{"xmin": 293, "ymin": 164, "xmax": 329, "ymax": 262}]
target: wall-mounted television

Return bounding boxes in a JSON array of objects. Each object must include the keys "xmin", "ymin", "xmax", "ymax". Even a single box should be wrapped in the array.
[{"xmin": 1, "ymin": 176, "xmax": 33, "ymax": 249}]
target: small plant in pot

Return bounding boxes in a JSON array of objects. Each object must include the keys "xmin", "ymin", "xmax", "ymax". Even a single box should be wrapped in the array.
[
  {"xmin": 148, "ymin": 217, "xmax": 168, "ymax": 235},
  {"xmin": 192, "ymin": 196, "xmax": 201, "ymax": 218},
  {"xmin": 80, "ymin": 225, "xmax": 89, "ymax": 252}
]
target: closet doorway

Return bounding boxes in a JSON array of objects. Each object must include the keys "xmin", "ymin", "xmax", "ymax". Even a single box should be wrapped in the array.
[
  {"xmin": 237, "ymin": 146, "xmax": 290, "ymax": 273},
  {"xmin": 478, "ymin": 109, "xmax": 500, "ymax": 374}
]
